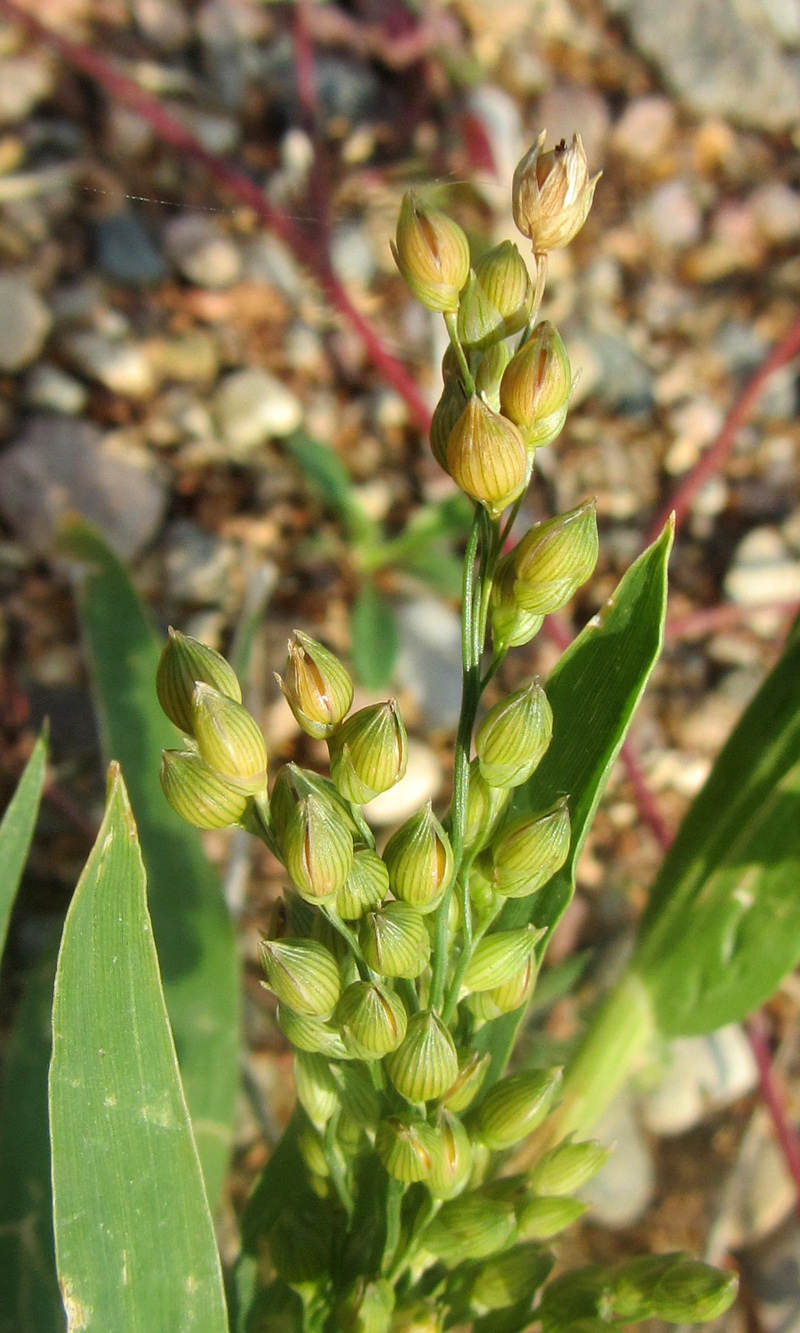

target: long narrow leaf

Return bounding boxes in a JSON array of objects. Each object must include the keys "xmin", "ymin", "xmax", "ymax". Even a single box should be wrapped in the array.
[
  {"xmin": 475, "ymin": 521, "xmax": 673, "ymax": 1078},
  {"xmin": 49, "ymin": 764, "xmax": 228, "ymax": 1332},
  {"xmin": 60, "ymin": 521, "xmax": 239, "ymax": 1212},
  {"xmin": 0, "ymin": 728, "xmax": 47, "ymax": 961},
  {"xmin": 634, "ymin": 609, "xmax": 800, "ymax": 1035},
  {"xmin": 0, "ymin": 943, "xmax": 63, "ymax": 1333}
]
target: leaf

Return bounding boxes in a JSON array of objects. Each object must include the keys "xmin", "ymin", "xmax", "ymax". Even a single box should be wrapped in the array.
[
  {"xmin": 49, "ymin": 765, "xmax": 228, "ymax": 1332},
  {"xmin": 284, "ymin": 430, "xmax": 376, "ymax": 547},
  {"xmin": 350, "ymin": 581, "xmax": 399, "ymax": 689},
  {"xmin": 0, "ymin": 728, "xmax": 47, "ymax": 962},
  {"xmin": 0, "ymin": 941, "xmax": 63, "ymax": 1333},
  {"xmin": 634, "ymin": 609, "xmax": 800, "ymax": 1036},
  {"xmin": 240, "ymin": 1110, "xmax": 310, "ymax": 1257},
  {"xmin": 60, "ymin": 521, "xmax": 239, "ymax": 1212},
  {"xmin": 395, "ymin": 541, "xmax": 465, "ymax": 598},
  {"xmin": 474, "ymin": 521, "xmax": 673, "ymax": 1078}
]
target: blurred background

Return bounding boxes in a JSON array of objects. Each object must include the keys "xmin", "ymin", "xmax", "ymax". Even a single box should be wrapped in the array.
[{"xmin": 0, "ymin": 0, "xmax": 799, "ymax": 1327}]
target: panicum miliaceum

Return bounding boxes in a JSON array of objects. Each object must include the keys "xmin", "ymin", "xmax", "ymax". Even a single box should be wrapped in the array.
[{"xmin": 157, "ymin": 134, "xmax": 737, "ymax": 1333}]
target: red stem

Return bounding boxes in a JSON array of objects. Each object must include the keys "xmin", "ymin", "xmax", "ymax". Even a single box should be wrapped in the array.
[
  {"xmin": 745, "ymin": 1014, "xmax": 800, "ymax": 1225},
  {"xmin": 646, "ymin": 313, "xmax": 800, "ymax": 546},
  {"xmin": 0, "ymin": 0, "xmax": 433, "ymax": 436},
  {"xmin": 666, "ymin": 599, "xmax": 800, "ymax": 642}
]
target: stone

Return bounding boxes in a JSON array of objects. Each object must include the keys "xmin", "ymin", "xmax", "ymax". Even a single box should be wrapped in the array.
[
  {"xmin": 751, "ymin": 182, "xmax": 800, "ymax": 243},
  {"xmin": 330, "ymin": 222, "xmax": 377, "ymax": 291},
  {"xmin": 364, "ymin": 739, "xmax": 443, "ymax": 828},
  {"xmin": 132, "ymin": 0, "xmax": 191, "ymax": 50},
  {"xmin": 570, "ymin": 331, "xmax": 654, "ymax": 414},
  {"xmin": 93, "ymin": 210, "xmax": 168, "ymax": 287},
  {"xmin": 146, "ymin": 330, "xmax": 219, "ymax": 384},
  {"xmin": 640, "ymin": 179, "xmax": 703, "ymax": 249},
  {"xmin": 611, "ymin": 95, "xmax": 676, "ymax": 163},
  {"xmin": 0, "ymin": 56, "xmax": 53, "ymax": 124},
  {"xmin": 579, "ymin": 1090, "xmax": 656, "ymax": 1228},
  {"xmin": 163, "ymin": 519, "xmax": 239, "ymax": 605},
  {"xmin": 0, "ymin": 274, "xmax": 51, "ymax": 371},
  {"xmin": 719, "ymin": 1108, "xmax": 798, "ymax": 1250},
  {"xmin": 64, "ymin": 331, "xmax": 157, "ymax": 398},
  {"xmin": 213, "ymin": 367, "xmax": 302, "ymax": 451},
  {"xmin": 640, "ymin": 1025, "xmax": 758, "ymax": 1136},
  {"xmin": 606, "ymin": 0, "xmax": 800, "ymax": 131},
  {"xmin": 394, "ymin": 596, "xmax": 463, "ymax": 732},
  {"xmin": 0, "ymin": 416, "xmax": 167, "ymax": 559},
  {"xmin": 537, "ymin": 83, "xmax": 611, "ymax": 166},
  {"xmin": 164, "ymin": 213, "xmax": 242, "ymax": 289},
  {"xmin": 24, "ymin": 363, "xmax": 87, "ymax": 414},
  {"xmin": 725, "ymin": 526, "xmax": 800, "ymax": 605}
]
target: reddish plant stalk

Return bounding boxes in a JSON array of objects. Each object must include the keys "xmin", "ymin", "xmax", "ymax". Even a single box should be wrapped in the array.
[
  {"xmin": 0, "ymin": 0, "xmax": 433, "ymax": 436},
  {"xmin": 666, "ymin": 599, "xmax": 800, "ymax": 642},
  {"xmin": 745, "ymin": 1014, "xmax": 800, "ymax": 1224},
  {"xmin": 647, "ymin": 313, "xmax": 800, "ymax": 546}
]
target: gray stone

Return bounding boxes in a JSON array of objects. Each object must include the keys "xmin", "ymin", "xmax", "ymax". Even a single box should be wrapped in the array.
[
  {"xmin": 64, "ymin": 331, "xmax": 157, "ymax": 398},
  {"xmin": 572, "ymin": 330, "xmax": 654, "ymax": 414},
  {"xmin": 25, "ymin": 364, "xmax": 88, "ymax": 415},
  {"xmin": 725, "ymin": 526, "xmax": 800, "ymax": 605},
  {"xmin": 94, "ymin": 210, "xmax": 168, "ymax": 287},
  {"xmin": 0, "ymin": 416, "xmax": 167, "ymax": 559},
  {"xmin": 0, "ymin": 274, "xmax": 51, "ymax": 371},
  {"xmin": 0, "ymin": 56, "xmax": 53, "ymax": 124},
  {"xmin": 606, "ymin": 0, "xmax": 800, "ymax": 131},
  {"xmin": 640, "ymin": 1025, "xmax": 758, "ymax": 1136},
  {"xmin": 579, "ymin": 1090, "xmax": 656, "ymax": 1229},
  {"xmin": 164, "ymin": 213, "xmax": 242, "ymax": 289},
  {"xmin": 394, "ymin": 596, "xmax": 464, "ymax": 731},
  {"xmin": 163, "ymin": 519, "xmax": 239, "ymax": 605},
  {"xmin": 214, "ymin": 367, "xmax": 302, "ymax": 451}
]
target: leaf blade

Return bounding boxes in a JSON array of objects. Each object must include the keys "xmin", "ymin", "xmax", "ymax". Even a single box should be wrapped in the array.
[
  {"xmin": 350, "ymin": 581, "xmax": 399, "ymax": 689},
  {"xmin": 61, "ymin": 521, "xmax": 239, "ymax": 1211},
  {"xmin": 634, "ymin": 612, "xmax": 800, "ymax": 1035},
  {"xmin": 49, "ymin": 765, "xmax": 228, "ymax": 1332},
  {"xmin": 0, "ymin": 729, "xmax": 47, "ymax": 962}
]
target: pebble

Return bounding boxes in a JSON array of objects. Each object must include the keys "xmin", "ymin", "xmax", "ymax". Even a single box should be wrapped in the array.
[
  {"xmin": 0, "ymin": 416, "xmax": 167, "ymax": 559},
  {"xmin": 751, "ymin": 181, "xmax": 800, "ymax": 243},
  {"xmin": 573, "ymin": 331, "xmax": 654, "ymax": 414},
  {"xmin": 24, "ymin": 363, "xmax": 88, "ymax": 415},
  {"xmin": 664, "ymin": 397, "xmax": 725, "ymax": 474},
  {"xmin": 164, "ymin": 213, "xmax": 243, "ymax": 289},
  {"xmin": 93, "ymin": 210, "xmax": 168, "ymax": 287},
  {"xmin": 611, "ymin": 95, "xmax": 676, "ymax": 162},
  {"xmin": 394, "ymin": 596, "xmax": 463, "ymax": 732},
  {"xmin": 725, "ymin": 525, "xmax": 800, "ymax": 605},
  {"xmin": 146, "ymin": 330, "xmax": 219, "ymax": 385},
  {"xmin": 608, "ymin": 0, "xmax": 800, "ymax": 131},
  {"xmin": 579, "ymin": 1090, "xmax": 656, "ymax": 1228},
  {"xmin": 330, "ymin": 221, "xmax": 377, "ymax": 291},
  {"xmin": 64, "ymin": 331, "xmax": 157, "ymax": 398},
  {"xmin": 0, "ymin": 56, "xmax": 53, "ymax": 124},
  {"xmin": 364, "ymin": 739, "xmax": 443, "ymax": 828},
  {"xmin": 640, "ymin": 179, "xmax": 704, "ymax": 249},
  {"xmin": 640, "ymin": 1025, "xmax": 758, "ymax": 1136},
  {"xmin": 243, "ymin": 233, "xmax": 304, "ymax": 301},
  {"xmin": 213, "ymin": 367, "xmax": 302, "ymax": 452},
  {"xmin": 0, "ymin": 274, "xmax": 51, "ymax": 371},
  {"xmin": 163, "ymin": 520, "xmax": 240, "ymax": 606},
  {"xmin": 132, "ymin": 0, "xmax": 192, "ymax": 51},
  {"xmin": 537, "ymin": 83, "xmax": 611, "ymax": 165},
  {"xmin": 717, "ymin": 1108, "xmax": 798, "ymax": 1250}
]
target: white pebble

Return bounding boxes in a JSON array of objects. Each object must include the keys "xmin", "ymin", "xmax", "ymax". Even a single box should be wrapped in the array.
[
  {"xmin": 214, "ymin": 367, "xmax": 302, "ymax": 451},
  {"xmin": 0, "ymin": 275, "xmax": 51, "ymax": 371},
  {"xmin": 364, "ymin": 739, "xmax": 442, "ymax": 828}
]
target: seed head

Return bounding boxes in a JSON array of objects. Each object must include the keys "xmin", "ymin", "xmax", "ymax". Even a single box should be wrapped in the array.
[
  {"xmin": 375, "ymin": 1116, "xmax": 436, "ymax": 1182},
  {"xmin": 500, "ymin": 320, "xmax": 572, "ymax": 449},
  {"xmin": 393, "ymin": 193, "xmax": 470, "ymax": 313},
  {"xmin": 156, "ymin": 627, "xmax": 242, "ymax": 736},
  {"xmin": 513, "ymin": 500, "xmax": 598, "ymax": 614},
  {"xmin": 329, "ymin": 701, "xmax": 408, "ymax": 805},
  {"xmin": 475, "ymin": 678, "xmax": 553, "ymax": 789},
  {"xmin": 382, "ymin": 802, "xmax": 454, "ymax": 913},
  {"xmin": 512, "ymin": 131, "xmax": 600, "ymax": 253},
  {"xmin": 446, "ymin": 396, "xmax": 528, "ymax": 519},
  {"xmin": 477, "ymin": 1067, "xmax": 563, "ymax": 1150},
  {"xmin": 283, "ymin": 794, "xmax": 354, "ymax": 904},
  {"xmin": 359, "ymin": 901, "xmax": 430, "ymax": 979},
  {"xmin": 191, "ymin": 683, "xmax": 267, "ymax": 790},
  {"xmin": 260, "ymin": 936, "xmax": 341, "ymax": 1017},
  {"xmin": 491, "ymin": 800, "xmax": 571, "ymax": 898},
  {"xmin": 276, "ymin": 630, "xmax": 353, "ymax": 740},
  {"xmin": 385, "ymin": 1008, "xmax": 459, "ymax": 1102},
  {"xmin": 335, "ymin": 981, "xmax": 408, "ymax": 1060},
  {"xmin": 160, "ymin": 748, "xmax": 251, "ymax": 829}
]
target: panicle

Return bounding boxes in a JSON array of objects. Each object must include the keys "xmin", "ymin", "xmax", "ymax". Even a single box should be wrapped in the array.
[
  {"xmin": 330, "ymin": 701, "xmax": 408, "ymax": 804},
  {"xmin": 191, "ymin": 683, "xmax": 267, "ymax": 791},
  {"xmin": 477, "ymin": 1067, "xmax": 563, "ymax": 1150},
  {"xmin": 512, "ymin": 500, "xmax": 599, "ymax": 615},
  {"xmin": 392, "ymin": 193, "xmax": 470, "ymax": 313},
  {"xmin": 500, "ymin": 321, "xmax": 572, "ymax": 450},
  {"xmin": 260, "ymin": 936, "xmax": 341, "ymax": 1016},
  {"xmin": 385, "ymin": 1008, "xmax": 459, "ymax": 1102},
  {"xmin": 475, "ymin": 678, "xmax": 553, "ymax": 788},
  {"xmin": 491, "ymin": 800, "xmax": 571, "ymax": 898},
  {"xmin": 382, "ymin": 802, "xmax": 454, "ymax": 913},
  {"xmin": 446, "ymin": 395, "xmax": 528, "ymax": 519},
  {"xmin": 335, "ymin": 981, "xmax": 408, "ymax": 1059},
  {"xmin": 159, "ymin": 749, "xmax": 251, "ymax": 829}
]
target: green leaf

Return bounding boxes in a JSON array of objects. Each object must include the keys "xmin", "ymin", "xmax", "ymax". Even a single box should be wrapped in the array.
[
  {"xmin": 349, "ymin": 581, "xmax": 399, "ymax": 689},
  {"xmin": 49, "ymin": 765, "xmax": 228, "ymax": 1332},
  {"xmin": 0, "ymin": 941, "xmax": 63, "ymax": 1333},
  {"xmin": 634, "ymin": 608, "xmax": 800, "ymax": 1036},
  {"xmin": 284, "ymin": 430, "xmax": 376, "ymax": 547},
  {"xmin": 60, "ymin": 521, "xmax": 239, "ymax": 1212},
  {"xmin": 240, "ymin": 1110, "xmax": 309, "ymax": 1257},
  {"xmin": 395, "ymin": 542, "xmax": 465, "ymax": 598},
  {"xmin": 0, "ymin": 728, "xmax": 47, "ymax": 963},
  {"xmin": 475, "ymin": 521, "xmax": 673, "ymax": 1078}
]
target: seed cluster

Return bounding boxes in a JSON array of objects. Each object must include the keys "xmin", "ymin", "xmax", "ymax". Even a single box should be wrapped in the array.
[{"xmin": 155, "ymin": 130, "xmax": 736, "ymax": 1333}]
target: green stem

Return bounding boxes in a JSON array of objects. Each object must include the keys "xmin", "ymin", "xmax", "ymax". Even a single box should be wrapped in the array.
[
  {"xmin": 519, "ymin": 250, "xmax": 548, "ymax": 347},
  {"xmin": 429, "ymin": 508, "xmax": 482, "ymax": 1012},
  {"xmin": 444, "ymin": 311, "xmax": 476, "ymax": 394},
  {"xmin": 323, "ymin": 905, "xmax": 370, "ymax": 981},
  {"xmin": 324, "ymin": 1112, "xmax": 355, "ymax": 1217},
  {"xmin": 381, "ymin": 1178, "xmax": 406, "ymax": 1276}
]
